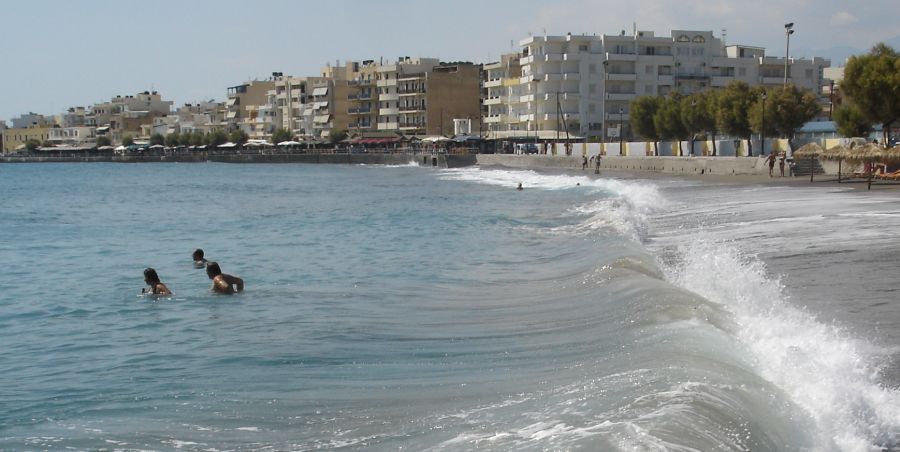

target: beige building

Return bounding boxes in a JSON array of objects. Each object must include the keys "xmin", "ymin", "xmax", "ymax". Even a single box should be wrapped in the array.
[
  {"xmin": 86, "ymin": 91, "xmax": 174, "ymax": 143},
  {"xmin": 2, "ymin": 125, "xmax": 52, "ymax": 153},
  {"xmin": 225, "ymin": 80, "xmax": 276, "ymax": 137}
]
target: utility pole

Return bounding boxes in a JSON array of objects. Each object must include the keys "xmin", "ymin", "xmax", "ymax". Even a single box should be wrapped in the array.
[{"xmin": 784, "ymin": 23, "xmax": 794, "ymax": 87}]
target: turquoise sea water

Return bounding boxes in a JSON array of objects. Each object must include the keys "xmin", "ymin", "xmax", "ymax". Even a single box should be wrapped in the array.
[{"xmin": 1, "ymin": 162, "xmax": 899, "ymax": 451}]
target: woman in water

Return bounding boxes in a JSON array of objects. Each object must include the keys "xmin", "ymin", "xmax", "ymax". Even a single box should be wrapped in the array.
[{"xmin": 143, "ymin": 267, "xmax": 172, "ymax": 295}]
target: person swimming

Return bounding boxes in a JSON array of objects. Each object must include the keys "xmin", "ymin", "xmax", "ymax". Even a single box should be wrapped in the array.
[
  {"xmin": 516, "ymin": 182, "xmax": 523, "ymax": 190},
  {"xmin": 192, "ymin": 249, "xmax": 208, "ymax": 268},
  {"xmin": 206, "ymin": 261, "xmax": 244, "ymax": 295},
  {"xmin": 143, "ymin": 267, "xmax": 172, "ymax": 296}
]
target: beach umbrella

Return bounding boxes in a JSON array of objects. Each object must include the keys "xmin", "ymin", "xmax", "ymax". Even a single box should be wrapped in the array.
[{"xmin": 792, "ymin": 142, "xmax": 825, "ymax": 182}]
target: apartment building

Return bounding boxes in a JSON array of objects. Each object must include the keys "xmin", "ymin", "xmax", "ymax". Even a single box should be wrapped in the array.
[
  {"xmin": 1, "ymin": 125, "xmax": 51, "ymax": 153},
  {"xmin": 47, "ymin": 126, "xmax": 96, "ymax": 146},
  {"xmin": 225, "ymin": 80, "xmax": 276, "ymax": 138},
  {"xmin": 499, "ymin": 30, "xmax": 829, "ymax": 140},
  {"xmin": 483, "ymin": 53, "xmax": 524, "ymax": 139},
  {"xmin": 86, "ymin": 91, "xmax": 174, "ymax": 142},
  {"xmin": 376, "ymin": 57, "xmax": 481, "ymax": 136}
]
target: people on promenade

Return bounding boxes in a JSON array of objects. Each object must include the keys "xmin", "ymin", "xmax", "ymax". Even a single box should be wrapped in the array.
[
  {"xmin": 192, "ymin": 249, "xmax": 208, "ymax": 268},
  {"xmin": 582, "ymin": 155, "xmax": 588, "ymax": 170},
  {"xmin": 206, "ymin": 261, "xmax": 244, "ymax": 294},
  {"xmin": 779, "ymin": 153, "xmax": 786, "ymax": 177},
  {"xmin": 767, "ymin": 153, "xmax": 776, "ymax": 177},
  {"xmin": 143, "ymin": 268, "xmax": 172, "ymax": 296}
]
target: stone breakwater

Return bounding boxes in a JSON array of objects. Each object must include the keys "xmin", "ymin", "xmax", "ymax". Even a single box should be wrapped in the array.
[{"xmin": 476, "ymin": 154, "xmax": 774, "ymax": 176}]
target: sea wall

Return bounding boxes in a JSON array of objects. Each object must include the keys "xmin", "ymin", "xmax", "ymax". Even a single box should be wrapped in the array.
[{"xmin": 476, "ymin": 154, "xmax": 772, "ymax": 176}]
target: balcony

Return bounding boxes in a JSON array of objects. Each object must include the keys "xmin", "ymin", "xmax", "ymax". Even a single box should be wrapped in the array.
[
  {"xmin": 607, "ymin": 72, "xmax": 636, "ymax": 81},
  {"xmin": 376, "ymin": 79, "xmax": 397, "ymax": 87},
  {"xmin": 484, "ymin": 79, "xmax": 503, "ymax": 88},
  {"xmin": 484, "ymin": 115, "xmax": 502, "ymax": 124},
  {"xmin": 398, "ymin": 105, "xmax": 423, "ymax": 112},
  {"xmin": 563, "ymin": 73, "xmax": 580, "ymax": 81},
  {"xmin": 348, "ymin": 107, "xmax": 372, "ymax": 115},
  {"xmin": 520, "ymin": 55, "xmax": 534, "ymax": 65},
  {"xmin": 606, "ymin": 52, "xmax": 637, "ymax": 61},
  {"xmin": 657, "ymin": 75, "xmax": 674, "ymax": 85},
  {"xmin": 399, "ymin": 123, "xmax": 424, "ymax": 130},
  {"xmin": 379, "ymin": 107, "xmax": 399, "ymax": 115},
  {"xmin": 349, "ymin": 122, "xmax": 374, "ymax": 129},
  {"xmin": 348, "ymin": 93, "xmax": 373, "ymax": 100},
  {"xmin": 378, "ymin": 122, "xmax": 399, "ymax": 130},
  {"xmin": 541, "ymin": 73, "xmax": 563, "ymax": 82},
  {"xmin": 711, "ymin": 76, "xmax": 734, "ymax": 87},
  {"xmin": 397, "ymin": 88, "xmax": 426, "ymax": 95},
  {"xmin": 606, "ymin": 92, "xmax": 636, "ymax": 101},
  {"xmin": 380, "ymin": 93, "xmax": 399, "ymax": 102},
  {"xmin": 398, "ymin": 72, "xmax": 426, "ymax": 81},
  {"xmin": 544, "ymin": 53, "xmax": 564, "ymax": 62},
  {"xmin": 484, "ymin": 96, "xmax": 505, "ymax": 105},
  {"xmin": 348, "ymin": 79, "xmax": 375, "ymax": 86}
]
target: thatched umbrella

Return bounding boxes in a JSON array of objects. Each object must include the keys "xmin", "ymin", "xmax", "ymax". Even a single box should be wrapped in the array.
[
  {"xmin": 792, "ymin": 142, "xmax": 825, "ymax": 182},
  {"xmin": 842, "ymin": 143, "xmax": 891, "ymax": 190},
  {"xmin": 820, "ymin": 144, "xmax": 851, "ymax": 181}
]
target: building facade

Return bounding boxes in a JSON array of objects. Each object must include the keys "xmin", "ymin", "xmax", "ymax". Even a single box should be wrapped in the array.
[{"xmin": 494, "ymin": 30, "xmax": 830, "ymax": 140}]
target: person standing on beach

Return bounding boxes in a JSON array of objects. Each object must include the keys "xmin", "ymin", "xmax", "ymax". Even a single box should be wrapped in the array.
[
  {"xmin": 143, "ymin": 268, "xmax": 172, "ymax": 296},
  {"xmin": 582, "ymin": 155, "xmax": 588, "ymax": 170},
  {"xmin": 779, "ymin": 153, "xmax": 786, "ymax": 177},
  {"xmin": 206, "ymin": 261, "xmax": 244, "ymax": 294},
  {"xmin": 767, "ymin": 153, "xmax": 776, "ymax": 177}
]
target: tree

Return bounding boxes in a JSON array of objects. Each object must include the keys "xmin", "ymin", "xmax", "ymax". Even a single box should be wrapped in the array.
[
  {"xmin": 96, "ymin": 136, "xmax": 112, "ymax": 147},
  {"xmin": 271, "ymin": 128, "xmax": 293, "ymax": 144},
  {"xmin": 329, "ymin": 128, "xmax": 348, "ymax": 145},
  {"xmin": 748, "ymin": 87, "xmax": 778, "ymax": 143},
  {"xmin": 25, "ymin": 139, "xmax": 41, "ymax": 152},
  {"xmin": 150, "ymin": 133, "xmax": 165, "ymax": 146},
  {"xmin": 165, "ymin": 132, "xmax": 181, "ymax": 147},
  {"xmin": 833, "ymin": 103, "xmax": 874, "ymax": 138},
  {"xmin": 841, "ymin": 43, "xmax": 900, "ymax": 145},
  {"xmin": 122, "ymin": 135, "xmax": 134, "ymax": 147},
  {"xmin": 687, "ymin": 90, "xmax": 720, "ymax": 155},
  {"xmin": 189, "ymin": 131, "xmax": 205, "ymax": 147},
  {"xmin": 654, "ymin": 94, "xmax": 688, "ymax": 155},
  {"xmin": 630, "ymin": 96, "xmax": 663, "ymax": 155},
  {"xmin": 229, "ymin": 129, "xmax": 249, "ymax": 145},
  {"xmin": 716, "ymin": 81, "xmax": 755, "ymax": 156},
  {"xmin": 208, "ymin": 130, "xmax": 228, "ymax": 147},
  {"xmin": 750, "ymin": 85, "xmax": 818, "ymax": 151}
]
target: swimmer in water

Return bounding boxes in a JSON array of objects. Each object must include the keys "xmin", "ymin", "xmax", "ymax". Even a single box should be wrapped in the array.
[
  {"xmin": 143, "ymin": 267, "xmax": 172, "ymax": 295},
  {"xmin": 206, "ymin": 261, "xmax": 244, "ymax": 295},
  {"xmin": 192, "ymin": 249, "xmax": 208, "ymax": 268},
  {"xmin": 516, "ymin": 182, "xmax": 523, "ymax": 190}
]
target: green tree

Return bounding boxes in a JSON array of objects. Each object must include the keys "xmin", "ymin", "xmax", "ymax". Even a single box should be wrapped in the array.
[
  {"xmin": 25, "ymin": 139, "xmax": 41, "ymax": 152},
  {"xmin": 716, "ymin": 81, "xmax": 755, "ymax": 156},
  {"xmin": 41, "ymin": 140, "xmax": 53, "ymax": 148},
  {"xmin": 150, "ymin": 133, "xmax": 165, "ymax": 146},
  {"xmin": 122, "ymin": 135, "xmax": 134, "ymax": 147},
  {"xmin": 630, "ymin": 96, "xmax": 663, "ymax": 155},
  {"xmin": 229, "ymin": 129, "xmax": 249, "ymax": 145},
  {"xmin": 750, "ymin": 85, "xmax": 819, "ymax": 151},
  {"xmin": 654, "ymin": 94, "xmax": 688, "ymax": 156},
  {"xmin": 686, "ymin": 91, "xmax": 720, "ymax": 155},
  {"xmin": 189, "ymin": 131, "xmax": 205, "ymax": 147},
  {"xmin": 329, "ymin": 128, "xmax": 348, "ymax": 145},
  {"xmin": 165, "ymin": 132, "xmax": 181, "ymax": 147},
  {"xmin": 841, "ymin": 43, "xmax": 900, "ymax": 144},
  {"xmin": 748, "ymin": 87, "xmax": 778, "ymax": 142},
  {"xmin": 833, "ymin": 103, "xmax": 874, "ymax": 138},
  {"xmin": 96, "ymin": 136, "xmax": 112, "ymax": 147},
  {"xmin": 271, "ymin": 127, "xmax": 293, "ymax": 144},
  {"xmin": 208, "ymin": 130, "xmax": 228, "ymax": 147}
]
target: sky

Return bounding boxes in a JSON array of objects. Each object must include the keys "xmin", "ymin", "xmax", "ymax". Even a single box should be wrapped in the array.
[{"xmin": 1, "ymin": 0, "xmax": 898, "ymax": 122}]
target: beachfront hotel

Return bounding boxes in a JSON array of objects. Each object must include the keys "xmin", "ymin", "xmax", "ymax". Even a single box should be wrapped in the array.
[{"xmin": 484, "ymin": 29, "xmax": 830, "ymax": 140}]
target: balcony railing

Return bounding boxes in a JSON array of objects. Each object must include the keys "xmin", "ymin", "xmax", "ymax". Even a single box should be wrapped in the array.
[
  {"xmin": 397, "ymin": 87, "xmax": 426, "ymax": 95},
  {"xmin": 398, "ymin": 105, "xmax": 423, "ymax": 111},
  {"xmin": 348, "ymin": 107, "xmax": 372, "ymax": 114}
]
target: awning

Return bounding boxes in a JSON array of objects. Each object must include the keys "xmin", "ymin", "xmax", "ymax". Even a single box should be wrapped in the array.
[
  {"xmin": 96, "ymin": 126, "xmax": 110, "ymax": 132},
  {"xmin": 312, "ymin": 87, "xmax": 328, "ymax": 96},
  {"xmin": 218, "ymin": 142, "xmax": 237, "ymax": 148},
  {"xmin": 313, "ymin": 101, "xmax": 329, "ymax": 109},
  {"xmin": 226, "ymin": 98, "xmax": 238, "ymax": 106},
  {"xmin": 314, "ymin": 114, "xmax": 331, "ymax": 124}
]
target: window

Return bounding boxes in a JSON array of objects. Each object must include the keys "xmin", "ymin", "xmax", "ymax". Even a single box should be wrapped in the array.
[
  {"xmin": 677, "ymin": 35, "xmax": 690, "ymax": 42},
  {"xmin": 692, "ymin": 47, "xmax": 705, "ymax": 56},
  {"xmin": 692, "ymin": 35, "xmax": 706, "ymax": 43},
  {"xmin": 646, "ymin": 47, "xmax": 655, "ymax": 56},
  {"xmin": 677, "ymin": 47, "xmax": 690, "ymax": 56},
  {"xmin": 579, "ymin": 44, "xmax": 588, "ymax": 52}
]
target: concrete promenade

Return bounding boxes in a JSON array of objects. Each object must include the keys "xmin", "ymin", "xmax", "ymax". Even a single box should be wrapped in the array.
[{"xmin": 476, "ymin": 154, "xmax": 772, "ymax": 176}]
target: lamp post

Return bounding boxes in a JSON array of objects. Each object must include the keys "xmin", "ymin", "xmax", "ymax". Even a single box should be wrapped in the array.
[
  {"xmin": 784, "ymin": 22, "xmax": 794, "ymax": 87},
  {"xmin": 761, "ymin": 91, "xmax": 767, "ymax": 157},
  {"xmin": 690, "ymin": 99, "xmax": 697, "ymax": 156},
  {"xmin": 618, "ymin": 106, "xmax": 624, "ymax": 154}
]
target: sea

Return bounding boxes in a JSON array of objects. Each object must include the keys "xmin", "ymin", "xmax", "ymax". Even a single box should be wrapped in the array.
[{"xmin": 1, "ymin": 162, "xmax": 899, "ymax": 451}]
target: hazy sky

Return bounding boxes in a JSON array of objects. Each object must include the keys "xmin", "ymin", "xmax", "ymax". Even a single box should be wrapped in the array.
[{"xmin": 2, "ymin": 0, "xmax": 897, "ymax": 122}]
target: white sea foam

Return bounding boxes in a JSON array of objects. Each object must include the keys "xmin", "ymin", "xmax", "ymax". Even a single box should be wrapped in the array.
[{"xmin": 665, "ymin": 237, "xmax": 900, "ymax": 451}]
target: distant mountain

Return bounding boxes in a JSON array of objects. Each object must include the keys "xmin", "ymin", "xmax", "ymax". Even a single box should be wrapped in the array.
[{"xmin": 807, "ymin": 35, "xmax": 900, "ymax": 66}]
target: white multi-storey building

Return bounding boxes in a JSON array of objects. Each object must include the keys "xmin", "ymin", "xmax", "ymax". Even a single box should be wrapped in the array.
[{"xmin": 495, "ymin": 29, "xmax": 829, "ymax": 140}]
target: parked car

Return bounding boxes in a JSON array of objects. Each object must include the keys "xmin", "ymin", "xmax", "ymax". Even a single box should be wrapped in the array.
[{"xmin": 519, "ymin": 143, "xmax": 539, "ymax": 154}]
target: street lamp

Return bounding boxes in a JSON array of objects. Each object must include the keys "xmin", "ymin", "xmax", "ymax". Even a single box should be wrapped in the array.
[
  {"xmin": 760, "ymin": 91, "xmax": 767, "ymax": 157},
  {"xmin": 784, "ymin": 22, "xmax": 795, "ymax": 87},
  {"xmin": 690, "ymin": 99, "xmax": 697, "ymax": 156},
  {"xmin": 618, "ymin": 106, "xmax": 624, "ymax": 154}
]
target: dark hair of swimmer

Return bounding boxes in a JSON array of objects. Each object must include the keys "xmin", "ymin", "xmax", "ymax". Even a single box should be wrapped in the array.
[
  {"xmin": 144, "ymin": 267, "xmax": 161, "ymax": 284},
  {"xmin": 193, "ymin": 249, "xmax": 204, "ymax": 260},
  {"xmin": 206, "ymin": 261, "xmax": 222, "ymax": 279}
]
